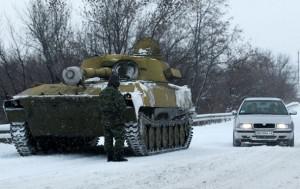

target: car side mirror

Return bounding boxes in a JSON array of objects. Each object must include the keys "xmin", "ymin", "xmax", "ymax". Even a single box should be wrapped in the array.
[
  {"xmin": 164, "ymin": 68, "xmax": 182, "ymax": 80},
  {"xmin": 289, "ymin": 111, "xmax": 297, "ymax": 115},
  {"xmin": 232, "ymin": 110, "xmax": 237, "ymax": 116}
]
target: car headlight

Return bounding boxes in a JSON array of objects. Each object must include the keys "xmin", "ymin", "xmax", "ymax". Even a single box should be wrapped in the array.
[
  {"xmin": 239, "ymin": 123, "xmax": 253, "ymax": 129},
  {"xmin": 276, "ymin": 123, "xmax": 288, "ymax": 129}
]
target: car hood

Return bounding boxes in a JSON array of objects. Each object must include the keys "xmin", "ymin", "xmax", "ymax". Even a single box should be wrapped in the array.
[{"xmin": 236, "ymin": 114, "xmax": 292, "ymax": 124}]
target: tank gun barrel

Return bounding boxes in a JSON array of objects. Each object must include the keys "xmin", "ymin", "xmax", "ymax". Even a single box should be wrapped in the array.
[
  {"xmin": 83, "ymin": 67, "xmax": 112, "ymax": 79},
  {"xmin": 62, "ymin": 66, "xmax": 112, "ymax": 85}
]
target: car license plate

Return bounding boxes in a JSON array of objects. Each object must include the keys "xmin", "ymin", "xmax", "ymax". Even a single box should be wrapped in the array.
[{"xmin": 255, "ymin": 131, "xmax": 273, "ymax": 136}]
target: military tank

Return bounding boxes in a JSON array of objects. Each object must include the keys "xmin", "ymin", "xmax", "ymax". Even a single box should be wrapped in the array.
[{"xmin": 3, "ymin": 38, "xmax": 194, "ymax": 156}]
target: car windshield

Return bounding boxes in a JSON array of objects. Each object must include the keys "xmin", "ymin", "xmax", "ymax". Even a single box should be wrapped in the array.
[{"xmin": 239, "ymin": 100, "xmax": 288, "ymax": 115}]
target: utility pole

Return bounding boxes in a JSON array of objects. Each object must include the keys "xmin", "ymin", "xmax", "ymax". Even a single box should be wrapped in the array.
[{"xmin": 298, "ymin": 51, "xmax": 300, "ymax": 85}]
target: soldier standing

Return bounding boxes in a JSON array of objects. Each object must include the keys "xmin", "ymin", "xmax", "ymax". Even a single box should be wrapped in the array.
[{"xmin": 100, "ymin": 74, "xmax": 128, "ymax": 162}]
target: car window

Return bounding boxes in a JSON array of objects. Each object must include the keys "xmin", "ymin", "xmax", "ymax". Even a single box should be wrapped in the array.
[{"xmin": 239, "ymin": 100, "xmax": 288, "ymax": 115}]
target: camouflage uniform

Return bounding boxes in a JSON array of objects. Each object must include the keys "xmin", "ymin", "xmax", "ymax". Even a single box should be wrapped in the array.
[{"xmin": 100, "ymin": 76, "xmax": 127, "ymax": 161}]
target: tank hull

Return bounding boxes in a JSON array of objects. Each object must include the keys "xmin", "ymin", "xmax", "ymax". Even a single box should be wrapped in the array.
[
  {"xmin": 4, "ymin": 96, "xmax": 137, "ymax": 137},
  {"xmin": 4, "ymin": 80, "xmax": 194, "ymax": 156}
]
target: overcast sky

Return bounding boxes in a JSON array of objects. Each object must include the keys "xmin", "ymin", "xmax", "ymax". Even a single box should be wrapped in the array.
[
  {"xmin": 0, "ymin": 0, "xmax": 300, "ymax": 66},
  {"xmin": 229, "ymin": 0, "xmax": 300, "ymax": 66}
]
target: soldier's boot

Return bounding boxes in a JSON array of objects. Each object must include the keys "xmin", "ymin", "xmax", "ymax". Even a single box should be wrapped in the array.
[
  {"xmin": 113, "ymin": 127, "xmax": 127, "ymax": 162},
  {"xmin": 107, "ymin": 151, "xmax": 114, "ymax": 162}
]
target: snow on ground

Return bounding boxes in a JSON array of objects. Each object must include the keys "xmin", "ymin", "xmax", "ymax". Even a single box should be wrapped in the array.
[{"xmin": 1, "ymin": 107, "xmax": 300, "ymax": 189}]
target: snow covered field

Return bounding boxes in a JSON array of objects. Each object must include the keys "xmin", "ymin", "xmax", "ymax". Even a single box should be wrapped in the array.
[{"xmin": 1, "ymin": 106, "xmax": 300, "ymax": 189}]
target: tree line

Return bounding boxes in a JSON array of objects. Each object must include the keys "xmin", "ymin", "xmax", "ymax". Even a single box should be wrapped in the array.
[{"xmin": 0, "ymin": 0, "xmax": 297, "ymax": 123}]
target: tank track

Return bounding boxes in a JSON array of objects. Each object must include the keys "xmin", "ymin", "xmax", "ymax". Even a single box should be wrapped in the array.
[
  {"xmin": 10, "ymin": 122, "xmax": 100, "ymax": 155},
  {"xmin": 125, "ymin": 113, "xmax": 193, "ymax": 156},
  {"xmin": 10, "ymin": 122, "xmax": 37, "ymax": 156},
  {"xmin": 9, "ymin": 113, "xmax": 193, "ymax": 156}
]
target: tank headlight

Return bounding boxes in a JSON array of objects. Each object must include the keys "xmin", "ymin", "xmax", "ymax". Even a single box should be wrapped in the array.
[
  {"xmin": 276, "ymin": 123, "xmax": 288, "ymax": 129},
  {"xmin": 239, "ymin": 123, "xmax": 253, "ymax": 129}
]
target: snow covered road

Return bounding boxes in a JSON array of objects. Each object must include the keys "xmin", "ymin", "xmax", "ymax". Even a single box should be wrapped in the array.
[{"xmin": 1, "ymin": 106, "xmax": 300, "ymax": 189}]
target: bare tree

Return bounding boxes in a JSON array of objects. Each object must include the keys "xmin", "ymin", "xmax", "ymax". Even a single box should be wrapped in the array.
[
  {"xmin": 136, "ymin": 0, "xmax": 186, "ymax": 40},
  {"xmin": 184, "ymin": 0, "xmax": 241, "ymax": 111},
  {"xmin": 223, "ymin": 49, "xmax": 297, "ymax": 111},
  {"xmin": 136, "ymin": 0, "xmax": 190, "ymax": 65},
  {"xmin": 83, "ymin": 0, "xmax": 148, "ymax": 55},
  {"xmin": 25, "ymin": 0, "xmax": 73, "ymax": 83},
  {"xmin": 0, "ymin": 43, "xmax": 18, "ymax": 94},
  {"xmin": 8, "ymin": 24, "xmax": 28, "ymax": 90},
  {"xmin": 0, "ymin": 0, "xmax": 296, "ymax": 118}
]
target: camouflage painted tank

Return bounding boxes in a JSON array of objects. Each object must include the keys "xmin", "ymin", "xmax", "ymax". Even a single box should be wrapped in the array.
[{"xmin": 3, "ymin": 38, "xmax": 194, "ymax": 156}]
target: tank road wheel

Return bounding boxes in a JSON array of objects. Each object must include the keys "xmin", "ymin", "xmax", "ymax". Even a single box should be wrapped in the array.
[
  {"xmin": 124, "ymin": 112, "xmax": 194, "ymax": 156},
  {"xmin": 162, "ymin": 127, "xmax": 168, "ymax": 149},
  {"xmin": 155, "ymin": 127, "xmax": 162, "ymax": 150},
  {"xmin": 174, "ymin": 125, "xmax": 180, "ymax": 147},
  {"xmin": 148, "ymin": 126, "xmax": 155, "ymax": 151},
  {"xmin": 168, "ymin": 126, "xmax": 174, "ymax": 148},
  {"xmin": 10, "ymin": 123, "xmax": 37, "ymax": 156},
  {"xmin": 179, "ymin": 125, "xmax": 185, "ymax": 146},
  {"xmin": 143, "ymin": 125, "xmax": 149, "ymax": 149}
]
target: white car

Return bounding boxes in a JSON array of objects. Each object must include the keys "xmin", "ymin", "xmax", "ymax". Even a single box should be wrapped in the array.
[{"xmin": 233, "ymin": 97, "xmax": 296, "ymax": 146}]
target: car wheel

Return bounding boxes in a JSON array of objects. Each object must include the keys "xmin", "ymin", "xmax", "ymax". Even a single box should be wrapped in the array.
[
  {"xmin": 233, "ymin": 133, "xmax": 241, "ymax": 147},
  {"xmin": 288, "ymin": 137, "xmax": 294, "ymax": 147}
]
